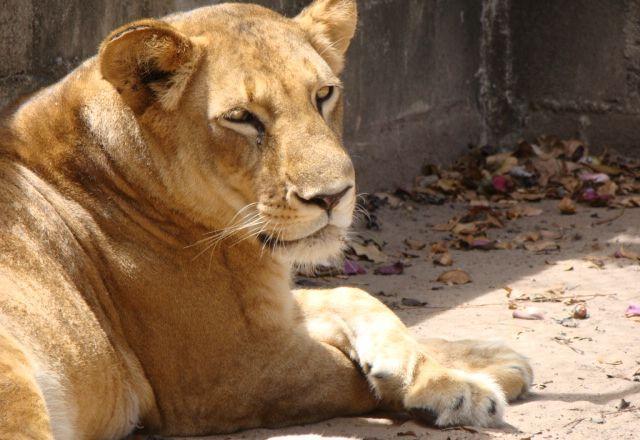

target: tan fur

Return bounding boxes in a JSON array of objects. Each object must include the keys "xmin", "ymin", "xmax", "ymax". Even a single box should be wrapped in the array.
[{"xmin": 0, "ymin": 1, "xmax": 532, "ymax": 438}]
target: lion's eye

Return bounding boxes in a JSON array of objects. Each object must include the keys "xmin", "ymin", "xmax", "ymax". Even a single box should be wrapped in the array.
[
  {"xmin": 316, "ymin": 86, "xmax": 334, "ymax": 112},
  {"xmin": 224, "ymin": 108, "xmax": 253, "ymax": 123},
  {"xmin": 220, "ymin": 107, "xmax": 266, "ymax": 145},
  {"xmin": 317, "ymin": 86, "xmax": 333, "ymax": 101},
  {"xmin": 223, "ymin": 107, "xmax": 265, "ymax": 133}
]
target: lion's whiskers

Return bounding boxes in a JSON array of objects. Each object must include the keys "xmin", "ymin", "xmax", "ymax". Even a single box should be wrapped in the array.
[
  {"xmin": 189, "ymin": 208, "xmax": 268, "ymax": 260},
  {"xmin": 230, "ymin": 219, "xmax": 271, "ymax": 248}
]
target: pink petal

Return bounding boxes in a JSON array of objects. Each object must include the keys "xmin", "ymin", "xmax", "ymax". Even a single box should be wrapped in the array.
[
  {"xmin": 492, "ymin": 175, "xmax": 508, "ymax": 193},
  {"xmin": 625, "ymin": 304, "xmax": 640, "ymax": 317},
  {"xmin": 471, "ymin": 238, "xmax": 496, "ymax": 250},
  {"xmin": 344, "ymin": 259, "xmax": 366, "ymax": 275},
  {"xmin": 579, "ymin": 173, "xmax": 610, "ymax": 184}
]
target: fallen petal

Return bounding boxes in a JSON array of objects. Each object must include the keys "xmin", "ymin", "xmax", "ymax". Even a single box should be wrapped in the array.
[
  {"xmin": 513, "ymin": 307, "xmax": 546, "ymax": 320},
  {"xmin": 470, "ymin": 238, "xmax": 496, "ymax": 250},
  {"xmin": 614, "ymin": 246, "xmax": 640, "ymax": 260},
  {"xmin": 579, "ymin": 173, "xmax": 610, "ymax": 184},
  {"xmin": 375, "ymin": 262, "xmax": 404, "ymax": 275},
  {"xmin": 625, "ymin": 304, "xmax": 640, "ymax": 317},
  {"xmin": 344, "ymin": 259, "xmax": 366, "ymax": 275},
  {"xmin": 492, "ymin": 175, "xmax": 509, "ymax": 193}
]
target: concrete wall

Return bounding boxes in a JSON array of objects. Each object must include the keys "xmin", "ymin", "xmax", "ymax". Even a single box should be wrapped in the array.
[
  {"xmin": 2, "ymin": 0, "xmax": 640, "ymax": 190},
  {"xmin": 508, "ymin": 0, "xmax": 640, "ymax": 153}
]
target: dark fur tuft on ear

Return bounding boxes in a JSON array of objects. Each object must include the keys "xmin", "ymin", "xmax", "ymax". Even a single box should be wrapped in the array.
[{"xmin": 99, "ymin": 19, "xmax": 203, "ymax": 114}]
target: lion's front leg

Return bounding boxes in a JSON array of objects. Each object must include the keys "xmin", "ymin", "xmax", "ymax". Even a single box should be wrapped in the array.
[{"xmin": 295, "ymin": 287, "xmax": 532, "ymax": 427}]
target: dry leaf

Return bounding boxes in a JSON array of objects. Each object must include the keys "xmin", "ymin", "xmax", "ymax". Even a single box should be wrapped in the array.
[
  {"xmin": 597, "ymin": 180, "xmax": 618, "ymax": 198},
  {"xmin": 432, "ymin": 217, "xmax": 459, "ymax": 232},
  {"xmin": 531, "ymin": 287, "xmax": 564, "ymax": 302},
  {"xmin": 433, "ymin": 252, "xmax": 453, "ymax": 267},
  {"xmin": 349, "ymin": 241, "xmax": 388, "ymax": 263},
  {"xmin": 522, "ymin": 206, "xmax": 544, "ymax": 217},
  {"xmin": 404, "ymin": 239, "xmax": 426, "ymax": 250},
  {"xmin": 524, "ymin": 240, "xmax": 560, "ymax": 252},
  {"xmin": 397, "ymin": 431, "xmax": 418, "ymax": 438},
  {"xmin": 452, "ymin": 222, "xmax": 479, "ymax": 235},
  {"xmin": 435, "ymin": 178, "xmax": 460, "ymax": 194},
  {"xmin": 374, "ymin": 262, "xmax": 404, "ymax": 275},
  {"xmin": 430, "ymin": 241, "xmax": 449, "ymax": 254},
  {"xmin": 587, "ymin": 162, "xmax": 623, "ymax": 176},
  {"xmin": 494, "ymin": 241, "xmax": 513, "ymax": 250},
  {"xmin": 401, "ymin": 298, "xmax": 428, "ymax": 307},
  {"xmin": 597, "ymin": 356, "xmax": 623, "ymax": 366},
  {"xmin": 374, "ymin": 192, "xmax": 403, "ymax": 209},
  {"xmin": 562, "ymin": 139, "xmax": 586, "ymax": 161},
  {"xmin": 468, "ymin": 238, "xmax": 496, "ymax": 250},
  {"xmin": 532, "ymin": 157, "xmax": 562, "ymax": 187},
  {"xmin": 540, "ymin": 230, "xmax": 563, "ymax": 240},
  {"xmin": 506, "ymin": 205, "xmax": 543, "ymax": 219},
  {"xmin": 613, "ymin": 196, "xmax": 640, "ymax": 208},
  {"xmin": 580, "ymin": 173, "xmax": 610, "ymax": 184},
  {"xmin": 514, "ymin": 231, "xmax": 542, "ymax": 245},
  {"xmin": 469, "ymin": 198, "xmax": 489, "ymax": 207},
  {"xmin": 511, "ymin": 191, "xmax": 546, "ymax": 202},
  {"xmin": 560, "ymin": 176, "xmax": 581, "ymax": 193},
  {"xmin": 495, "ymin": 156, "xmax": 519, "ymax": 175},
  {"xmin": 437, "ymin": 269, "xmax": 472, "ymax": 285},
  {"xmin": 583, "ymin": 256, "xmax": 605, "ymax": 269},
  {"xmin": 558, "ymin": 197, "xmax": 576, "ymax": 215},
  {"xmin": 614, "ymin": 246, "xmax": 640, "ymax": 260},
  {"xmin": 617, "ymin": 399, "xmax": 631, "ymax": 411}
]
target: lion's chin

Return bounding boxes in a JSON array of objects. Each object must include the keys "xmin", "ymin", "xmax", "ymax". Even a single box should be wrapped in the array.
[{"xmin": 260, "ymin": 225, "xmax": 347, "ymax": 269}]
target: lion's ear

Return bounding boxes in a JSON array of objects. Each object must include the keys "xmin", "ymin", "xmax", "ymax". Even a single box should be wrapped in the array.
[
  {"xmin": 99, "ymin": 19, "xmax": 203, "ymax": 114},
  {"xmin": 294, "ymin": 0, "xmax": 357, "ymax": 74}
]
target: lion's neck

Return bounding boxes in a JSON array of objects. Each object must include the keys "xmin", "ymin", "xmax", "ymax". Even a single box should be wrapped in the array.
[{"xmin": 3, "ymin": 60, "xmax": 214, "ymax": 236}]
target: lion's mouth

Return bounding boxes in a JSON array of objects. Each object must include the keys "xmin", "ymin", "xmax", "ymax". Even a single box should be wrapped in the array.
[{"xmin": 258, "ymin": 225, "xmax": 332, "ymax": 249}]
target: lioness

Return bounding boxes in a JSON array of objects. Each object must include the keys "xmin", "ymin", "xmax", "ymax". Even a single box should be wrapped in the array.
[{"xmin": 0, "ymin": 1, "xmax": 532, "ymax": 438}]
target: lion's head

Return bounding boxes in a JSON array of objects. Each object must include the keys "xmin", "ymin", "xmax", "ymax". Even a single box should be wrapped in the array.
[{"xmin": 96, "ymin": 0, "xmax": 358, "ymax": 267}]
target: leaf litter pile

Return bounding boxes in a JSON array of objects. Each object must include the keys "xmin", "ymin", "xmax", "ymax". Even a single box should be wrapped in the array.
[{"xmin": 298, "ymin": 136, "xmax": 640, "ymax": 320}]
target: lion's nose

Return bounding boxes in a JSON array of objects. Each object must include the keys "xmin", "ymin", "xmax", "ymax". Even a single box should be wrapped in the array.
[{"xmin": 295, "ymin": 185, "xmax": 352, "ymax": 212}]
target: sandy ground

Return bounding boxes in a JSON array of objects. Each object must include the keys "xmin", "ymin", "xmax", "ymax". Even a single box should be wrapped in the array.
[{"xmin": 155, "ymin": 199, "xmax": 640, "ymax": 440}]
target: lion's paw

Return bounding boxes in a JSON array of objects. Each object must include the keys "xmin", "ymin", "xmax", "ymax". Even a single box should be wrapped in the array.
[
  {"xmin": 404, "ymin": 368, "xmax": 506, "ymax": 427},
  {"xmin": 461, "ymin": 340, "xmax": 533, "ymax": 401}
]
